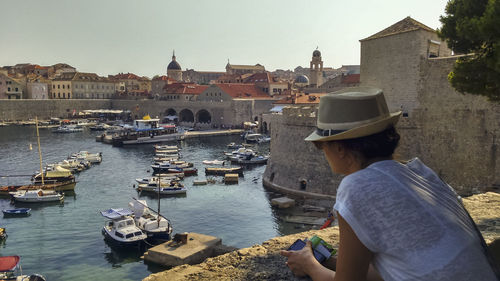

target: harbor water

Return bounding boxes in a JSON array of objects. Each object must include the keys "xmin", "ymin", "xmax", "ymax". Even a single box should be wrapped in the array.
[{"xmin": 0, "ymin": 126, "xmax": 306, "ymax": 281}]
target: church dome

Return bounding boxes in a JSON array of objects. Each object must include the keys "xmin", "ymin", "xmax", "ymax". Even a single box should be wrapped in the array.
[
  {"xmin": 295, "ymin": 75, "xmax": 309, "ymax": 84},
  {"xmin": 167, "ymin": 60, "xmax": 181, "ymax": 70},
  {"xmin": 312, "ymin": 50, "xmax": 321, "ymax": 57}
]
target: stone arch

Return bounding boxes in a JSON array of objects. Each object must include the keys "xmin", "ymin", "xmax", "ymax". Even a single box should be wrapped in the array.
[
  {"xmin": 179, "ymin": 109, "xmax": 194, "ymax": 122},
  {"xmin": 166, "ymin": 108, "xmax": 177, "ymax": 116},
  {"xmin": 196, "ymin": 109, "xmax": 211, "ymax": 123}
]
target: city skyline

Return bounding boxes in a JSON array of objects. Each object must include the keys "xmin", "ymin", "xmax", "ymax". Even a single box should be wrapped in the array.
[{"xmin": 1, "ymin": 0, "xmax": 450, "ymax": 78}]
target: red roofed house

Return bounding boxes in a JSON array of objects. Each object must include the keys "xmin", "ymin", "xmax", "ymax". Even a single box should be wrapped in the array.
[
  {"xmin": 151, "ymin": 75, "xmax": 177, "ymax": 97},
  {"xmin": 108, "ymin": 73, "xmax": 151, "ymax": 97},
  {"xmin": 162, "ymin": 83, "xmax": 209, "ymax": 101},
  {"xmin": 197, "ymin": 83, "xmax": 271, "ymax": 102},
  {"xmin": 243, "ymin": 72, "xmax": 289, "ymax": 96}
]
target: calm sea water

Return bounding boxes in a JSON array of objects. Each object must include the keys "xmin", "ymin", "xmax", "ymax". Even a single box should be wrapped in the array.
[{"xmin": 0, "ymin": 126, "xmax": 304, "ymax": 281}]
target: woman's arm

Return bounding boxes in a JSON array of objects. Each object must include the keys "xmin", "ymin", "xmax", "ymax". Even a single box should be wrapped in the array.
[
  {"xmin": 280, "ymin": 213, "xmax": 383, "ymax": 281},
  {"xmin": 335, "ymin": 214, "xmax": 382, "ymax": 281}
]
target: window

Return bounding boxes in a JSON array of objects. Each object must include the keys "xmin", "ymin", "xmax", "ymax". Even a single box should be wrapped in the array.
[
  {"xmin": 62, "ymin": 85, "xmax": 65, "ymax": 89},
  {"xmin": 15, "ymin": 88, "xmax": 18, "ymax": 92},
  {"xmin": 53, "ymin": 85, "xmax": 55, "ymax": 89},
  {"xmin": 63, "ymin": 93, "xmax": 65, "ymax": 98},
  {"xmin": 7, "ymin": 87, "xmax": 10, "ymax": 91},
  {"xmin": 58, "ymin": 85, "xmax": 60, "ymax": 89}
]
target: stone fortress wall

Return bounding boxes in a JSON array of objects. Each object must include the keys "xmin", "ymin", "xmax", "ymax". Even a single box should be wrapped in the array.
[
  {"xmin": 0, "ymin": 99, "xmax": 273, "ymax": 129},
  {"xmin": 263, "ymin": 23, "xmax": 500, "ymax": 196}
]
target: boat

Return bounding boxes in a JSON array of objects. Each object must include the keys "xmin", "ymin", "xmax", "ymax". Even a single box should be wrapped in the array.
[
  {"xmin": 205, "ymin": 167, "xmax": 244, "ymax": 176},
  {"xmin": 32, "ymin": 166, "xmax": 76, "ymax": 185},
  {"xmin": 100, "ymin": 208, "xmax": 147, "ymax": 247},
  {"xmin": 11, "ymin": 189, "xmax": 64, "ymax": 203},
  {"xmin": 0, "ymin": 180, "xmax": 76, "ymax": 197},
  {"xmin": 69, "ymin": 151, "xmax": 102, "ymax": 164},
  {"xmin": 154, "ymin": 145, "xmax": 178, "ymax": 150},
  {"xmin": 137, "ymin": 180, "xmax": 183, "ymax": 192},
  {"xmin": 0, "ymin": 256, "xmax": 46, "ymax": 281},
  {"xmin": 257, "ymin": 136, "xmax": 271, "ymax": 143},
  {"xmin": 112, "ymin": 117, "xmax": 184, "ymax": 146},
  {"xmin": 135, "ymin": 176, "xmax": 180, "ymax": 184},
  {"xmin": 151, "ymin": 162, "xmax": 195, "ymax": 173},
  {"xmin": 0, "ymin": 117, "xmax": 76, "ymax": 197},
  {"xmin": 89, "ymin": 123, "xmax": 110, "ymax": 131},
  {"xmin": 224, "ymin": 147, "xmax": 257, "ymax": 159},
  {"xmin": 245, "ymin": 133, "xmax": 263, "ymax": 143},
  {"xmin": 2, "ymin": 208, "xmax": 31, "ymax": 217},
  {"xmin": 231, "ymin": 155, "xmax": 268, "ymax": 165},
  {"xmin": 202, "ymin": 160, "xmax": 225, "ymax": 165},
  {"xmin": 129, "ymin": 199, "xmax": 173, "ymax": 243},
  {"xmin": 226, "ymin": 142, "xmax": 243, "ymax": 149},
  {"xmin": 52, "ymin": 124, "xmax": 84, "ymax": 133},
  {"xmin": 0, "ymin": 228, "xmax": 6, "ymax": 240}
]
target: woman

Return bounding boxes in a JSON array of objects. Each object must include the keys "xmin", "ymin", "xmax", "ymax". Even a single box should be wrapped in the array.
[{"xmin": 280, "ymin": 87, "xmax": 498, "ymax": 281}]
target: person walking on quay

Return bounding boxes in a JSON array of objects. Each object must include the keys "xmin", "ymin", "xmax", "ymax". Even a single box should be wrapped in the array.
[{"xmin": 281, "ymin": 87, "xmax": 499, "ymax": 281}]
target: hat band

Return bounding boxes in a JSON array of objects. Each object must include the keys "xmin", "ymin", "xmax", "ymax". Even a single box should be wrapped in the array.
[{"xmin": 316, "ymin": 128, "xmax": 346, "ymax": 137}]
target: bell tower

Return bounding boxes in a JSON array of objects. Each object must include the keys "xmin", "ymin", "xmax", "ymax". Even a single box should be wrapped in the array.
[{"xmin": 309, "ymin": 48, "xmax": 323, "ymax": 87}]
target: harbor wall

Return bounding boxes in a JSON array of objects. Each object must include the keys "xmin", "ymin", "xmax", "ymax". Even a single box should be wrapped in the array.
[
  {"xmin": 0, "ymin": 99, "xmax": 261, "ymax": 127},
  {"xmin": 0, "ymin": 99, "xmax": 112, "ymax": 120}
]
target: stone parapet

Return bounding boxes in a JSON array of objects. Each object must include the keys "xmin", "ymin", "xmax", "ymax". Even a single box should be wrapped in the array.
[{"xmin": 144, "ymin": 192, "xmax": 500, "ymax": 281}]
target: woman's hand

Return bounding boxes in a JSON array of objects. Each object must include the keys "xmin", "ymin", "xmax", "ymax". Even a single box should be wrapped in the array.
[{"xmin": 280, "ymin": 240, "xmax": 320, "ymax": 277}]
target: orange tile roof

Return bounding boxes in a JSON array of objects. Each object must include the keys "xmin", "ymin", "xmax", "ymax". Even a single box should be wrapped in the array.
[
  {"xmin": 215, "ymin": 83, "xmax": 270, "ymax": 99},
  {"xmin": 164, "ymin": 83, "xmax": 209, "ymax": 95},
  {"xmin": 274, "ymin": 93, "xmax": 326, "ymax": 105},
  {"xmin": 153, "ymin": 75, "xmax": 176, "ymax": 82},
  {"xmin": 341, "ymin": 74, "xmax": 360, "ymax": 84},
  {"xmin": 109, "ymin": 72, "xmax": 149, "ymax": 81}
]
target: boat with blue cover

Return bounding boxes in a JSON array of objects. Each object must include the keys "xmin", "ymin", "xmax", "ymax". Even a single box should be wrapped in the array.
[{"xmin": 2, "ymin": 208, "xmax": 31, "ymax": 217}]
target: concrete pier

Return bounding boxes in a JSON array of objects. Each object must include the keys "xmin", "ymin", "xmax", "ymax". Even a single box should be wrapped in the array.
[{"xmin": 143, "ymin": 232, "xmax": 222, "ymax": 267}]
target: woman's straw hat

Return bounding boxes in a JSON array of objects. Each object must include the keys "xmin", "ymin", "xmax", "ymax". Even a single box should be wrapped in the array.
[{"xmin": 305, "ymin": 87, "xmax": 401, "ymax": 142}]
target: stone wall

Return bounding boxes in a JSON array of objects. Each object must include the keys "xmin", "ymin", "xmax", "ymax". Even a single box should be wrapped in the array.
[
  {"xmin": 0, "ymin": 99, "xmax": 259, "ymax": 128},
  {"xmin": 262, "ymin": 106, "xmax": 341, "ymax": 199},
  {"xmin": 144, "ymin": 192, "xmax": 500, "ymax": 281},
  {"xmin": 0, "ymin": 99, "xmax": 112, "ymax": 120}
]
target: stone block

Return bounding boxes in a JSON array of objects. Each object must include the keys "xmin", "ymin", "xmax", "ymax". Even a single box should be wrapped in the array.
[
  {"xmin": 143, "ymin": 232, "xmax": 222, "ymax": 267},
  {"xmin": 271, "ymin": 197, "xmax": 295, "ymax": 208}
]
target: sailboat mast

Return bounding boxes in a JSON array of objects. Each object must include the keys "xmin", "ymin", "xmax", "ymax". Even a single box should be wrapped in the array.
[
  {"xmin": 157, "ymin": 166, "xmax": 161, "ymax": 227},
  {"xmin": 35, "ymin": 116, "xmax": 44, "ymax": 185}
]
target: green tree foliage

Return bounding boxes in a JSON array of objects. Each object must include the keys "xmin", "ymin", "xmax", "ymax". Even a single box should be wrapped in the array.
[{"xmin": 438, "ymin": 0, "xmax": 500, "ymax": 101}]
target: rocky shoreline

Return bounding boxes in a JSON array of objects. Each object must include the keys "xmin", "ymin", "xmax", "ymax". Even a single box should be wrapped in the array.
[{"xmin": 144, "ymin": 192, "xmax": 500, "ymax": 281}]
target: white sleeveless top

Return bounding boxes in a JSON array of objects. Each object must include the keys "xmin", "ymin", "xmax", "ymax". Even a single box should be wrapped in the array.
[{"xmin": 333, "ymin": 158, "xmax": 497, "ymax": 281}]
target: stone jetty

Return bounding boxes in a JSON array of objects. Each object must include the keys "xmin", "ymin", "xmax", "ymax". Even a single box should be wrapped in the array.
[{"xmin": 144, "ymin": 192, "xmax": 500, "ymax": 281}]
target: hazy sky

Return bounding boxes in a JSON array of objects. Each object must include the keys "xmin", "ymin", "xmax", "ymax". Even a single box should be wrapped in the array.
[{"xmin": 1, "ymin": 0, "xmax": 450, "ymax": 77}]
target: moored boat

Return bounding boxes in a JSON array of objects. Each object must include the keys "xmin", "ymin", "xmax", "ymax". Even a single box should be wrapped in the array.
[
  {"xmin": 112, "ymin": 117, "xmax": 183, "ymax": 146},
  {"xmin": 11, "ymin": 189, "xmax": 64, "ymax": 203},
  {"xmin": 202, "ymin": 160, "xmax": 225, "ymax": 165},
  {"xmin": 129, "ymin": 200, "xmax": 173, "ymax": 243},
  {"xmin": 205, "ymin": 167, "xmax": 244, "ymax": 176},
  {"xmin": 2, "ymin": 208, "xmax": 31, "ymax": 217},
  {"xmin": 0, "ymin": 180, "xmax": 76, "ymax": 197},
  {"xmin": 100, "ymin": 208, "xmax": 147, "ymax": 247},
  {"xmin": 0, "ymin": 255, "xmax": 46, "ymax": 281}
]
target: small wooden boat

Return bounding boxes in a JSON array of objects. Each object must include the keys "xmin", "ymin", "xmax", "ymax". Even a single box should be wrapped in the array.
[
  {"xmin": 0, "ymin": 255, "xmax": 46, "ymax": 280},
  {"xmin": 2, "ymin": 208, "xmax": 31, "ymax": 217},
  {"xmin": 205, "ymin": 167, "xmax": 243, "ymax": 176},
  {"xmin": 226, "ymin": 142, "xmax": 243, "ymax": 149},
  {"xmin": 233, "ymin": 155, "xmax": 268, "ymax": 165},
  {"xmin": 0, "ymin": 180, "xmax": 76, "ymax": 197},
  {"xmin": 11, "ymin": 189, "xmax": 64, "ymax": 203},
  {"xmin": 0, "ymin": 228, "xmax": 6, "ymax": 240},
  {"xmin": 137, "ymin": 186, "xmax": 187, "ymax": 195}
]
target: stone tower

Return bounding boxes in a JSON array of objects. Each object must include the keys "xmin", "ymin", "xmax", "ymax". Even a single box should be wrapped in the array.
[
  {"xmin": 309, "ymin": 49, "xmax": 323, "ymax": 87},
  {"xmin": 167, "ymin": 50, "xmax": 182, "ymax": 82}
]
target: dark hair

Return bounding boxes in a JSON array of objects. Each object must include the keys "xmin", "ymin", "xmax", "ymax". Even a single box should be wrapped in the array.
[{"xmin": 337, "ymin": 126, "xmax": 400, "ymax": 161}]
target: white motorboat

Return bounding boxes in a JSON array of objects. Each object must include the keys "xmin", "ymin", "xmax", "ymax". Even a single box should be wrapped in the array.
[
  {"xmin": 69, "ymin": 151, "xmax": 102, "ymax": 163},
  {"xmin": 154, "ymin": 145, "xmax": 178, "ymax": 150},
  {"xmin": 100, "ymin": 208, "xmax": 147, "ymax": 247},
  {"xmin": 137, "ymin": 181, "xmax": 182, "ymax": 192},
  {"xmin": 135, "ymin": 176, "xmax": 180, "ymax": 184},
  {"xmin": 11, "ymin": 189, "xmax": 64, "ymax": 203},
  {"xmin": 52, "ymin": 125, "xmax": 84, "ymax": 133},
  {"xmin": 129, "ymin": 200, "xmax": 172, "ymax": 243},
  {"xmin": 231, "ymin": 155, "xmax": 269, "ymax": 165},
  {"xmin": 202, "ymin": 160, "xmax": 225, "ymax": 165},
  {"xmin": 112, "ymin": 118, "xmax": 184, "ymax": 146}
]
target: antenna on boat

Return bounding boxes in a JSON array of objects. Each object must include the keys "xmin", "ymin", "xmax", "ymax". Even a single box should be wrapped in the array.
[{"xmin": 35, "ymin": 116, "xmax": 44, "ymax": 185}]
